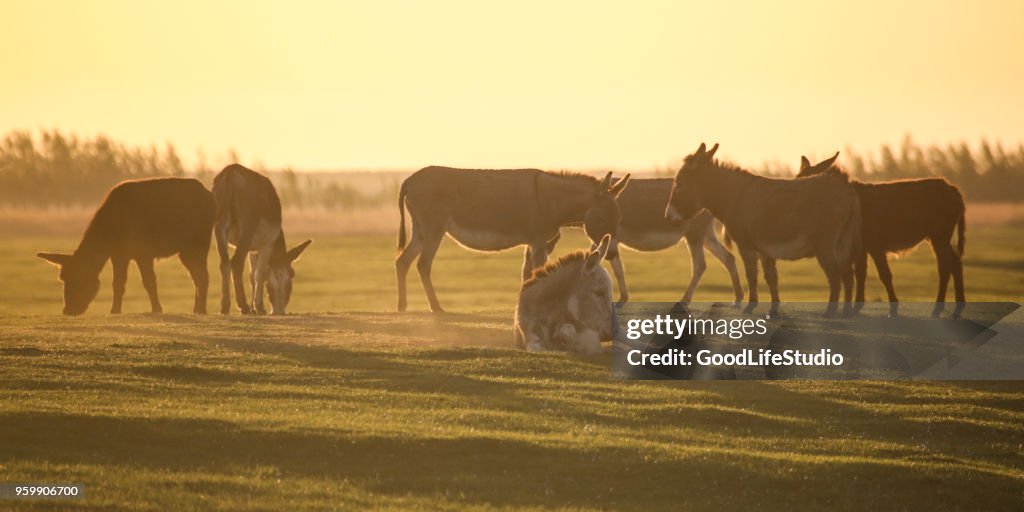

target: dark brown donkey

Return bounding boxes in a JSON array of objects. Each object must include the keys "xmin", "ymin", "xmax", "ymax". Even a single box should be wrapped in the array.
[
  {"xmin": 797, "ymin": 153, "xmax": 966, "ymax": 318},
  {"xmin": 37, "ymin": 178, "xmax": 215, "ymax": 315},
  {"xmin": 213, "ymin": 164, "xmax": 312, "ymax": 315},
  {"xmin": 396, "ymin": 166, "xmax": 630, "ymax": 312},
  {"xmin": 665, "ymin": 143, "xmax": 861, "ymax": 317}
]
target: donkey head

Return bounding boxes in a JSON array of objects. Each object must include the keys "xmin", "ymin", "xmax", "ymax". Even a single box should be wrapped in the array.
[
  {"xmin": 37, "ymin": 252, "xmax": 101, "ymax": 316},
  {"xmin": 570, "ymin": 234, "xmax": 616, "ymax": 351},
  {"xmin": 583, "ymin": 172, "xmax": 630, "ymax": 260},
  {"xmin": 266, "ymin": 239, "xmax": 313, "ymax": 315},
  {"xmin": 665, "ymin": 142, "xmax": 718, "ymax": 224}
]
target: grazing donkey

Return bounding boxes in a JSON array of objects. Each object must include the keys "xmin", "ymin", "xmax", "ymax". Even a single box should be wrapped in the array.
[
  {"xmin": 551, "ymin": 178, "xmax": 743, "ymax": 306},
  {"xmin": 665, "ymin": 143, "xmax": 861, "ymax": 317},
  {"xmin": 213, "ymin": 164, "xmax": 312, "ymax": 316},
  {"xmin": 38, "ymin": 178, "xmax": 215, "ymax": 315},
  {"xmin": 514, "ymin": 234, "xmax": 616, "ymax": 355},
  {"xmin": 797, "ymin": 153, "xmax": 966, "ymax": 318},
  {"xmin": 396, "ymin": 166, "xmax": 630, "ymax": 312}
]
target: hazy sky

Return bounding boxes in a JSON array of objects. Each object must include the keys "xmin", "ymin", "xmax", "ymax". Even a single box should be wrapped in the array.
[{"xmin": 3, "ymin": 0, "xmax": 1022, "ymax": 171}]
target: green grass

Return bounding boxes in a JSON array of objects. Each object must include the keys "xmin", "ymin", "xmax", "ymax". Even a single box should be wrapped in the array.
[{"xmin": 1, "ymin": 227, "xmax": 1023, "ymax": 510}]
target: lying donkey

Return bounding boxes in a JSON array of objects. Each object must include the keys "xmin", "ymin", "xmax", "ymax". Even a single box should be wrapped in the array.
[
  {"xmin": 514, "ymin": 234, "xmax": 616, "ymax": 355},
  {"xmin": 213, "ymin": 164, "xmax": 312, "ymax": 315},
  {"xmin": 38, "ymin": 178, "xmax": 215, "ymax": 315},
  {"xmin": 396, "ymin": 166, "xmax": 629, "ymax": 312}
]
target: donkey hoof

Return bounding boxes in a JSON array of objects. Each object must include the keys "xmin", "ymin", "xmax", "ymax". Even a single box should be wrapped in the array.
[
  {"xmin": 742, "ymin": 303, "xmax": 757, "ymax": 314},
  {"xmin": 255, "ymin": 306, "xmax": 267, "ymax": 316}
]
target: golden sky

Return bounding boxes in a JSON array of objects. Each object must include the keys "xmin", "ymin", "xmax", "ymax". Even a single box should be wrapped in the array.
[{"xmin": 3, "ymin": 0, "xmax": 1022, "ymax": 171}]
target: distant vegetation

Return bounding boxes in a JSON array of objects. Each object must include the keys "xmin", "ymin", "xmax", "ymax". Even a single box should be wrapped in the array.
[{"xmin": 2, "ymin": 129, "xmax": 1022, "ymax": 207}]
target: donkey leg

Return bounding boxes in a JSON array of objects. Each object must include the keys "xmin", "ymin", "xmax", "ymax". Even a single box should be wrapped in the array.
[
  {"xmin": 250, "ymin": 252, "xmax": 270, "ymax": 315},
  {"xmin": 951, "ymin": 247, "xmax": 965, "ymax": 319},
  {"xmin": 739, "ymin": 248, "xmax": 760, "ymax": 314},
  {"xmin": 110, "ymin": 256, "xmax": 129, "ymax": 314},
  {"xmin": 853, "ymin": 249, "xmax": 869, "ymax": 315},
  {"xmin": 931, "ymin": 241, "xmax": 953, "ymax": 318},
  {"xmin": 529, "ymin": 241, "xmax": 549, "ymax": 271},
  {"xmin": 229, "ymin": 222, "xmax": 258, "ymax": 315},
  {"xmin": 396, "ymin": 225, "xmax": 424, "ymax": 312},
  {"xmin": 840, "ymin": 257, "xmax": 854, "ymax": 317},
  {"xmin": 521, "ymin": 246, "xmax": 535, "ymax": 281},
  {"xmin": 870, "ymin": 250, "xmax": 899, "ymax": 318},
  {"xmin": 544, "ymin": 231, "xmax": 561, "ymax": 257},
  {"xmin": 416, "ymin": 232, "xmax": 446, "ymax": 313},
  {"xmin": 136, "ymin": 258, "xmax": 162, "ymax": 314},
  {"xmin": 705, "ymin": 234, "xmax": 743, "ymax": 307},
  {"xmin": 681, "ymin": 236, "xmax": 706, "ymax": 305},
  {"xmin": 609, "ymin": 253, "xmax": 629, "ymax": 305},
  {"xmin": 815, "ymin": 251, "xmax": 841, "ymax": 318},
  {"xmin": 180, "ymin": 249, "xmax": 209, "ymax": 314},
  {"xmin": 231, "ymin": 249, "xmax": 252, "ymax": 314},
  {"xmin": 215, "ymin": 224, "xmax": 233, "ymax": 314},
  {"xmin": 759, "ymin": 254, "xmax": 780, "ymax": 316}
]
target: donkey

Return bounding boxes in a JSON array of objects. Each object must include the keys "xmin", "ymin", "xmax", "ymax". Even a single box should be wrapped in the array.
[
  {"xmin": 514, "ymin": 234, "xmax": 616, "ymax": 355},
  {"xmin": 665, "ymin": 143, "xmax": 861, "ymax": 317},
  {"xmin": 550, "ymin": 178, "xmax": 743, "ymax": 306},
  {"xmin": 396, "ymin": 166, "xmax": 630, "ymax": 313},
  {"xmin": 213, "ymin": 164, "xmax": 312, "ymax": 316},
  {"xmin": 37, "ymin": 178, "xmax": 215, "ymax": 315},
  {"xmin": 797, "ymin": 153, "xmax": 966, "ymax": 318}
]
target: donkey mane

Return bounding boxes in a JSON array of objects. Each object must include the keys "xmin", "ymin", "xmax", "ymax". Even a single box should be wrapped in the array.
[
  {"xmin": 554, "ymin": 170, "xmax": 601, "ymax": 183},
  {"xmin": 683, "ymin": 153, "xmax": 761, "ymax": 178},
  {"xmin": 522, "ymin": 250, "xmax": 588, "ymax": 288},
  {"xmin": 805, "ymin": 164, "xmax": 853, "ymax": 181}
]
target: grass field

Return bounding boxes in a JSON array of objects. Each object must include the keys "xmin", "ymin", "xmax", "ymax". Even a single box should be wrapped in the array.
[{"xmin": 1, "ymin": 224, "xmax": 1023, "ymax": 510}]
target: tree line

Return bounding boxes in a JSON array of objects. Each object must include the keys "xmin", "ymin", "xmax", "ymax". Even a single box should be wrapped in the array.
[{"xmin": 2, "ymin": 130, "xmax": 1022, "ymax": 207}]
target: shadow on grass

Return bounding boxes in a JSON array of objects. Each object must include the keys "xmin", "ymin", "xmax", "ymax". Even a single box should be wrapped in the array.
[{"xmin": 2, "ymin": 411, "xmax": 1022, "ymax": 511}]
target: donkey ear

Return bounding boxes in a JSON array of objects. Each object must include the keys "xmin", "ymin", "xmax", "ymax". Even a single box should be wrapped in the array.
[
  {"xmin": 608, "ymin": 173, "xmax": 631, "ymax": 196},
  {"xmin": 706, "ymin": 143, "xmax": 719, "ymax": 160},
  {"xmin": 287, "ymin": 239, "xmax": 313, "ymax": 262},
  {"xmin": 37, "ymin": 252, "xmax": 72, "ymax": 267},
  {"xmin": 598, "ymin": 171, "xmax": 613, "ymax": 189},
  {"xmin": 584, "ymin": 234, "xmax": 612, "ymax": 274},
  {"xmin": 695, "ymin": 142, "xmax": 707, "ymax": 155},
  {"xmin": 818, "ymin": 151, "xmax": 840, "ymax": 169},
  {"xmin": 800, "ymin": 156, "xmax": 811, "ymax": 170}
]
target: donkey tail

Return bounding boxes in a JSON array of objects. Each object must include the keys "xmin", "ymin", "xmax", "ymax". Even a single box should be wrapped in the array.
[
  {"xmin": 956, "ymin": 209, "xmax": 966, "ymax": 257},
  {"xmin": 397, "ymin": 181, "xmax": 408, "ymax": 251}
]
